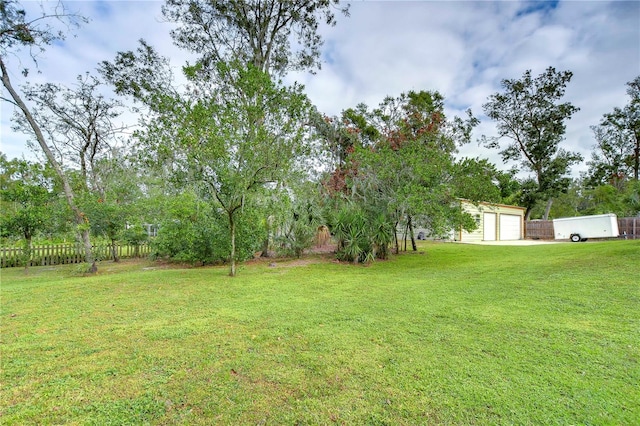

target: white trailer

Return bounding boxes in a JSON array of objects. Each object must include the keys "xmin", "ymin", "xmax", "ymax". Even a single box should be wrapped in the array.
[{"xmin": 552, "ymin": 213, "xmax": 619, "ymax": 242}]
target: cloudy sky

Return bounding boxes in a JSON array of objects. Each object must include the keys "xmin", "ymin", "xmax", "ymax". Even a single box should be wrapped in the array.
[{"xmin": 1, "ymin": 0, "xmax": 639, "ymax": 177}]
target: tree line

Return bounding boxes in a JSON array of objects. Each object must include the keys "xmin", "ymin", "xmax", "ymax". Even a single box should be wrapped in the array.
[{"xmin": 1, "ymin": 0, "xmax": 638, "ymax": 275}]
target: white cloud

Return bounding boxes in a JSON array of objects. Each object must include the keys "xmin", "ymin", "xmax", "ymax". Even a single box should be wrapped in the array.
[{"xmin": 2, "ymin": 0, "xmax": 639, "ymax": 179}]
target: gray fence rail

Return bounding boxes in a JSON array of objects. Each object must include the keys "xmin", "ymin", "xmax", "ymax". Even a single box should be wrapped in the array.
[
  {"xmin": 525, "ymin": 217, "xmax": 640, "ymax": 240},
  {"xmin": 1, "ymin": 243, "xmax": 151, "ymax": 268}
]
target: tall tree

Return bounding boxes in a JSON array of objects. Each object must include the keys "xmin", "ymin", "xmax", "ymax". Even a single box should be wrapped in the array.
[
  {"xmin": 103, "ymin": 0, "xmax": 347, "ymax": 276},
  {"xmin": 483, "ymin": 67, "xmax": 582, "ymax": 220},
  {"xmin": 163, "ymin": 0, "xmax": 349, "ymax": 260},
  {"xmin": 162, "ymin": 0, "xmax": 349, "ymax": 77},
  {"xmin": 587, "ymin": 75, "xmax": 640, "ymax": 184},
  {"xmin": 79, "ymin": 149, "xmax": 144, "ymax": 262},
  {"xmin": 321, "ymin": 90, "xmax": 480, "ymax": 259},
  {"xmin": 164, "ymin": 64, "xmax": 311, "ymax": 275},
  {"xmin": 12, "ymin": 73, "xmax": 125, "ymax": 195},
  {"xmin": 586, "ymin": 124, "xmax": 631, "ymax": 189},
  {"xmin": 452, "ymin": 157, "xmax": 503, "ymax": 204},
  {"xmin": 0, "ymin": 0, "xmax": 96, "ymax": 270}
]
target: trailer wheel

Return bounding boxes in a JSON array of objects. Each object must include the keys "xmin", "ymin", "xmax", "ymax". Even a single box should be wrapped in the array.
[{"xmin": 570, "ymin": 234, "xmax": 581, "ymax": 242}]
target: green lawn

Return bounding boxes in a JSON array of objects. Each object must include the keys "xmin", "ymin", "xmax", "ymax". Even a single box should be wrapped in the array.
[{"xmin": 1, "ymin": 241, "xmax": 638, "ymax": 425}]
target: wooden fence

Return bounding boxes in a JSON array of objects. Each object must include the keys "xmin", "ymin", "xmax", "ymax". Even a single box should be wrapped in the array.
[
  {"xmin": 0, "ymin": 243, "xmax": 151, "ymax": 268},
  {"xmin": 617, "ymin": 217, "xmax": 640, "ymax": 239},
  {"xmin": 524, "ymin": 220, "xmax": 555, "ymax": 240},
  {"xmin": 525, "ymin": 217, "xmax": 640, "ymax": 240}
]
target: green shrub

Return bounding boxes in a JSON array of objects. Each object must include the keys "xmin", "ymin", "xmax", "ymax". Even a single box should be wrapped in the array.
[
  {"xmin": 328, "ymin": 203, "xmax": 394, "ymax": 263},
  {"xmin": 150, "ymin": 192, "xmax": 265, "ymax": 265},
  {"xmin": 276, "ymin": 219, "xmax": 316, "ymax": 258}
]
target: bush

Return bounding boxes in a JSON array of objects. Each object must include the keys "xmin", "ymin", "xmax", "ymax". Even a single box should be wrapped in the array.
[
  {"xmin": 328, "ymin": 203, "xmax": 394, "ymax": 263},
  {"xmin": 152, "ymin": 215, "xmax": 218, "ymax": 265},
  {"xmin": 276, "ymin": 219, "xmax": 316, "ymax": 258},
  {"xmin": 150, "ymin": 192, "xmax": 265, "ymax": 265}
]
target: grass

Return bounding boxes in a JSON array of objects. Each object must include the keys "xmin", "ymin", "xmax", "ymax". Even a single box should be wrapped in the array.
[{"xmin": 1, "ymin": 240, "xmax": 639, "ymax": 425}]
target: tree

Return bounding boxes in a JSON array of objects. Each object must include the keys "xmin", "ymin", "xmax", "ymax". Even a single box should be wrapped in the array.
[
  {"xmin": 272, "ymin": 185, "xmax": 321, "ymax": 259},
  {"xmin": 177, "ymin": 64, "xmax": 311, "ymax": 275},
  {"xmin": 76, "ymin": 150, "xmax": 143, "ymax": 262},
  {"xmin": 161, "ymin": 0, "xmax": 349, "ymax": 259},
  {"xmin": 534, "ymin": 178, "xmax": 583, "ymax": 219},
  {"xmin": 13, "ymin": 73, "xmax": 125, "ymax": 194},
  {"xmin": 0, "ymin": 0, "xmax": 96, "ymax": 270},
  {"xmin": 320, "ymin": 90, "xmax": 480, "ymax": 259},
  {"xmin": 150, "ymin": 188, "xmax": 265, "ymax": 265},
  {"xmin": 11, "ymin": 74, "xmax": 130, "ymax": 262},
  {"xmin": 1, "ymin": 0, "xmax": 83, "ymax": 55},
  {"xmin": 102, "ymin": 56, "xmax": 313, "ymax": 277},
  {"xmin": 310, "ymin": 107, "xmax": 371, "ymax": 196},
  {"xmin": 150, "ymin": 189, "xmax": 220, "ymax": 264},
  {"xmin": 483, "ymin": 67, "xmax": 582, "ymax": 220},
  {"xmin": 102, "ymin": 0, "xmax": 348, "ymax": 276},
  {"xmin": 452, "ymin": 157, "xmax": 502, "ymax": 204},
  {"xmin": 0, "ymin": 154, "xmax": 56, "ymax": 269},
  {"xmin": 587, "ymin": 75, "xmax": 640, "ymax": 184},
  {"xmin": 161, "ymin": 0, "xmax": 349, "ymax": 77},
  {"xmin": 535, "ymin": 177, "xmax": 640, "ymax": 219},
  {"xmin": 586, "ymin": 124, "xmax": 631, "ymax": 189}
]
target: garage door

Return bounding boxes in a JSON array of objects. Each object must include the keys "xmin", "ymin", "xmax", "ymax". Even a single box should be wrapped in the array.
[
  {"xmin": 483, "ymin": 213, "xmax": 496, "ymax": 241},
  {"xmin": 499, "ymin": 214, "xmax": 521, "ymax": 240}
]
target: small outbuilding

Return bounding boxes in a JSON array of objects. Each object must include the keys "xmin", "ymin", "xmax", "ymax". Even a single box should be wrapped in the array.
[{"xmin": 456, "ymin": 200, "xmax": 526, "ymax": 242}]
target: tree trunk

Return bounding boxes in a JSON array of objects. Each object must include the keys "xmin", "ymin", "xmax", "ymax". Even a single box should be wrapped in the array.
[
  {"xmin": 408, "ymin": 214, "xmax": 417, "ymax": 251},
  {"xmin": 110, "ymin": 238, "xmax": 120, "ymax": 262},
  {"xmin": 23, "ymin": 233, "xmax": 32, "ymax": 273},
  {"xmin": 78, "ymin": 227, "xmax": 94, "ymax": 268},
  {"xmin": 394, "ymin": 220, "xmax": 400, "ymax": 254},
  {"xmin": 2, "ymin": 58, "xmax": 96, "ymax": 272},
  {"xmin": 260, "ymin": 215, "xmax": 271, "ymax": 257},
  {"xmin": 403, "ymin": 221, "xmax": 408, "ymax": 251},
  {"xmin": 634, "ymin": 136, "xmax": 639, "ymax": 180},
  {"xmin": 524, "ymin": 207, "xmax": 533, "ymax": 221},
  {"xmin": 542, "ymin": 198, "xmax": 553, "ymax": 220},
  {"xmin": 260, "ymin": 236, "xmax": 270, "ymax": 257},
  {"xmin": 229, "ymin": 212, "xmax": 236, "ymax": 277}
]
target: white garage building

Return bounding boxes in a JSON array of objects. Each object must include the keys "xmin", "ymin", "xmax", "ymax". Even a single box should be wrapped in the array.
[{"xmin": 456, "ymin": 200, "xmax": 526, "ymax": 242}]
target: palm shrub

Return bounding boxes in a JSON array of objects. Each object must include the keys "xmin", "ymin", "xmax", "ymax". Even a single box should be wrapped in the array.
[
  {"xmin": 330, "ymin": 204, "xmax": 361, "ymax": 263},
  {"xmin": 329, "ymin": 203, "xmax": 394, "ymax": 263},
  {"xmin": 275, "ymin": 197, "xmax": 322, "ymax": 258},
  {"xmin": 370, "ymin": 212, "xmax": 395, "ymax": 259},
  {"xmin": 276, "ymin": 219, "xmax": 315, "ymax": 258}
]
